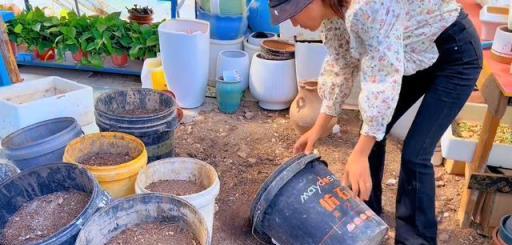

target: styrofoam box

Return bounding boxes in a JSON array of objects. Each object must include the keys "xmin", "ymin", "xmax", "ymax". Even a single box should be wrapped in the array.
[
  {"xmin": 441, "ymin": 103, "xmax": 512, "ymax": 169},
  {"xmin": 0, "ymin": 76, "xmax": 94, "ymax": 138}
]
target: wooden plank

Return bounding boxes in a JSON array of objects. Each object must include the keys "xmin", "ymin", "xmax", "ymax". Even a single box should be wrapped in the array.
[
  {"xmin": 468, "ymin": 172, "xmax": 512, "ymax": 193},
  {"xmin": 445, "ymin": 160, "xmax": 466, "ymax": 176},
  {"xmin": 0, "ymin": 15, "xmax": 21, "ymax": 84}
]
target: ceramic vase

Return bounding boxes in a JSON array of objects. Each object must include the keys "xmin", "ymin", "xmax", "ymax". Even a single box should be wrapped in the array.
[
  {"xmin": 216, "ymin": 50, "xmax": 250, "ymax": 90},
  {"xmin": 491, "ymin": 25, "xmax": 512, "ymax": 64},
  {"xmin": 244, "ymin": 38, "xmax": 260, "ymax": 64},
  {"xmin": 209, "ymin": 37, "xmax": 244, "ymax": 85},
  {"xmin": 289, "ymin": 81, "xmax": 336, "ymax": 137},
  {"xmin": 249, "ymin": 53, "xmax": 297, "ymax": 110},
  {"xmin": 159, "ymin": 19, "xmax": 210, "ymax": 108},
  {"xmin": 216, "ymin": 76, "xmax": 243, "ymax": 114},
  {"xmin": 247, "ymin": 0, "xmax": 280, "ymax": 33},
  {"xmin": 247, "ymin": 32, "xmax": 276, "ymax": 46}
]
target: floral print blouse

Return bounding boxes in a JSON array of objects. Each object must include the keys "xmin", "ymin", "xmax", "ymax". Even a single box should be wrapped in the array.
[{"xmin": 319, "ymin": 0, "xmax": 461, "ymax": 140}]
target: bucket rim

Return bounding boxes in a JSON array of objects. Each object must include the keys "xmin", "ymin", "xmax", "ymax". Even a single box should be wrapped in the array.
[
  {"xmin": 0, "ymin": 163, "xmax": 105, "ymax": 244},
  {"xmin": 1, "ymin": 117, "xmax": 80, "ymax": 156},
  {"xmin": 250, "ymin": 154, "xmax": 325, "ymax": 243},
  {"xmin": 94, "ymin": 88, "xmax": 178, "ymax": 120},
  {"xmin": 77, "ymin": 193, "xmax": 210, "ymax": 245}
]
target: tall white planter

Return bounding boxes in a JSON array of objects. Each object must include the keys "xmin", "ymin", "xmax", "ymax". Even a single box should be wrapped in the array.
[
  {"xmin": 159, "ymin": 19, "xmax": 210, "ymax": 108},
  {"xmin": 216, "ymin": 50, "xmax": 250, "ymax": 90},
  {"xmin": 249, "ymin": 53, "xmax": 297, "ymax": 110},
  {"xmin": 209, "ymin": 37, "xmax": 244, "ymax": 85},
  {"xmin": 295, "ymin": 42, "xmax": 328, "ymax": 85}
]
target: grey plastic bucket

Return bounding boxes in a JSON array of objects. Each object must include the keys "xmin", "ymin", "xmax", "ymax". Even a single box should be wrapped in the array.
[
  {"xmin": 75, "ymin": 193, "xmax": 209, "ymax": 245},
  {"xmin": 1, "ymin": 117, "xmax": 83, "ymax": 170},
  {"xmin": 0, "ymin": 163, "xmax": 111, "ymax": 245}
]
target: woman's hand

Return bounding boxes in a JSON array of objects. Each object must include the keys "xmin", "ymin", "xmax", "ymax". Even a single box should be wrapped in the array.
[
  {"xmin": 293, "ymin": 113, "xmax": 336, "ymax": 154},
  {"xmin": 342, "ymin": 135, "xmax": 376, "ymax": 201}
]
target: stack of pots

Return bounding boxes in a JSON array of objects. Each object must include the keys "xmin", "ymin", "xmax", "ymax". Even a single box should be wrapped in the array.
[
  {"xmin": 249, "ymin": 39, "xmax": 298, "ymax": 110},
  {"xmin": 196, "ymin": 0, "xmax": 250, "ymax": 89},
  {"xmin": 94, "ymin": 88, "xmax": 180, "ymax": 162}
]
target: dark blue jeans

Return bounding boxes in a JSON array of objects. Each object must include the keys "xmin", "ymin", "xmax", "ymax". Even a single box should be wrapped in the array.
[{"xmin": 364, "ymin": 11, "xmax": 483, "ymax": 245}]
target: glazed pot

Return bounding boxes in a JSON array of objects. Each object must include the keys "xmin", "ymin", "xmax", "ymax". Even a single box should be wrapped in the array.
[
  {"xmin": 216, "ymin": 50, "xmax": 250, "ymax": 90},
  {"xmin": 491, "ymin": 25, "xmax": 512, "ymax": 64},
  {"xmin": 209, "ymin": 37, "xmax": 244, "ymax": 85},
  {"xmin": 198, "ymin": 0, "xmax": 246, "ymax": 16},
  {"xmin": 247, "ymin": 0, "xmax": 280, "ymax": 33},
  {"xmin": 249, "ymin": 53, "xmax": 297, "ymax": 110},
  {"xmin": 158, "ymin": 19, "xmax": 210, "ymax": 108},
  {"xmin": 196, "ymin": 6, "xmax": 248, "ymax": 40},
  {"xmin": 248, "ymin": 32, "xmax": 276, "ymax": 46},
  {"xmin": 216, "ymin": 76, "xmax": 243, "ymax": 114},
  {"xmin": 129, "ymin": 14, "xmax": 153, "ymax": 25},
  {"xmin": 34, "ymin": 48, "xmax": 56, "ymax": 61},
  {"xmin": 111, "ymin": 53, "xmax": 129, "ymax": 67},
  {"xmin": 244, "ymin": 38, "xmax": 260, "ymax": 64},
  {"xmin": 289, "ymin": 81, "xmax": 336, "ymax": 137},
  {"xmin": 261, "ymin": 39, "xmax": 295, "ymax": 60}
]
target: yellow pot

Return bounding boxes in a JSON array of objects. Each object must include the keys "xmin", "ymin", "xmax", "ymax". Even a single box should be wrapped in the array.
[
  {"xmin": 141, "ymin": 57, "xmax": 169, "ymax": 91},
  {"xmin": 63, "ymin": 132, "xmax": 148, "ymax": 198}
]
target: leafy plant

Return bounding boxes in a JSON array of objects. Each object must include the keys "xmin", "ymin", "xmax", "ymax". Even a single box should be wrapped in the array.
[
  {"xmin": 126, "ymin": 4, "xmax": 153, "ymax": 16},
  {"xmin": 127, "ymin": 22, "xmax": 159, "ymax": 60},
  {"xmin": 9, "ymin": 8, "xmax": 60, "ymax": 53},
  {"xmin": 54, "ymin": 12, "xmax": 91, "ymax": 62}
]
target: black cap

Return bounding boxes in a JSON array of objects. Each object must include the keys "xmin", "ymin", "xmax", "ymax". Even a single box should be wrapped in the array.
[{"xmin": 269, "ymin": 0, "xmax": 314, "ymax": 25}]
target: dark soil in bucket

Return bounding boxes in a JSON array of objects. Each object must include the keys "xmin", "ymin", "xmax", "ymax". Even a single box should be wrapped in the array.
[
  {"xmin": 106, "ymin": 222, "xmax": 197, "ymax": 245},
  {"xmin": 78, "ymin": 152, "xmax": 134, "ymax": 166},
  {"xmin": 117, "ymin": 108, "xmax": 163, "ymax": 116},
  {"xmin": 146, "ymin": 180, "xmax": 204, "ymax": 196},
  {"xmin": 1, "ymin": 191, "xmax": 90, "ymax": 245}
]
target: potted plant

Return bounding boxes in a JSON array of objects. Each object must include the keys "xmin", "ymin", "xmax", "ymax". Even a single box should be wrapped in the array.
[
  {"xmin": 79, "ymin": 13, "xmax": 123, "ymax": 67},
  {"xmin": 127, "ymin": 4, "xmax": 153, "ymax": 25},
  {"xmin": 107, "ymin": 18, "xmax": 131, "ymax": 67},
  {"xmin": 55, "ymin": 12, "xmax": 91, "ymax": 63},
  {"xmin": 126, "ymin": 22, "xmax": 159, "ymax": 61}
]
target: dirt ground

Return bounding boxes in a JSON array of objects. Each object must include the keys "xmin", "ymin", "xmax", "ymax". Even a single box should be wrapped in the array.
[{"xmin": 174, "ymin": 99, "xmax": 490, "ymax": 245}]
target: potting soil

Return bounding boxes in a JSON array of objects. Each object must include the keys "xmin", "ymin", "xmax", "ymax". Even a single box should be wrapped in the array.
[
  {"xmin": 78, "ymin": 152, "xmax": 134, "ymax": 166},
  {"xmin": 146, "ymin": 180, "xmax": 204, "ymax": 196},
  {"xmin": 106, "ymin": 222, "xmax": 197, "ymax": 245},
  {"xmin": 1, "ymin": 191, "xmax": 90, "ymax": 245}
]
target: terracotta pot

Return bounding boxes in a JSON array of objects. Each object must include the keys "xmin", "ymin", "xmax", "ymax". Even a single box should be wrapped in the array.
[
  {"xmin": 34, "ymin": 48, "xmax": 56, "ymax": 61},
  {"xmin": 261, "ymin": 39, "xmax": 295, "ymax": 60},
  {"xmin": 72, "ymin": 49, "xmax": 87, "ymax": 63},
  {"xmin": 289, "ymin": 81, "xmax": 336, "ymax": 137},
  {"xmin": 491, "ymin": 25, "xmax": 512, "ymax": 64},
  {"xmin": 129, "ymin": 14, "xmax": 153, "ymax": 25},
  {"xmin": 111, "ymin": 53, "xmax": 129, "ymax": 67}
]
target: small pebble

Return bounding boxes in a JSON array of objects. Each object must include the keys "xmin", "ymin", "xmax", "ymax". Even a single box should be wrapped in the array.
[
  {"xmin": 386, "ymin": 179, "xmax": 398, "ymax": 186},
  {"xmin": 245, "ymin": 112, "xmax": 255, "ymax": 120},
  {"xmin": 238, "ymin": 152, "xmax": 247, "ymax": 159}
]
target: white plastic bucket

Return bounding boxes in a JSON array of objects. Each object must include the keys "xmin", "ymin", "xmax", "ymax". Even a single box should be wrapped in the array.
[
  {"xmin": 135, "ymin": 157, "xmax": 220, "ymax": 243},
  {"xmin": 209, "ymin": 37, "xmax": 244, "ymax": 85},
  {"xmin": 159, "ymin": 19, "xmax": 210, "ymax": 108}
]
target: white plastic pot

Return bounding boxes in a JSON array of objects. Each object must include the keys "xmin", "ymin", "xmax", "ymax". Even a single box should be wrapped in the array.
[
  {"xmin": 135, "ymin": 157, "xmax": 220, "ymax": 243},
  {"xmin": 244, "ymin": 38, "xmax": 261, "ymax": 64},
  {"xmin": 491, "ymin": 25, "xmax": 512, "ymax": 63},
  {"xmin": 295, "ymin": 42, "xmax": 328, "ymax": 85},
  {"xmin": 0, "ymin": 76, "xmax": 93, "ymax": 138},
  {"xmin": 216, "ymin": 50, "xmax": 250, "ymax": 90},
  {"xmin": 159, "ymin": 19, "xmax": 210, "ymax": 108},
  {"xmin": 209, "ymin": 37, "xmax": 244, "ymax": 85},
  {"xmin": 480, "ymin": 5, "xmax": 508, "ymax": 40},
  {"xmin": 247, "ymin": 32, "xmax": 276, "ymax": 46},
  {"xmin": 249, "ymin": 53, "xmax": 297, "ymax": 110}
]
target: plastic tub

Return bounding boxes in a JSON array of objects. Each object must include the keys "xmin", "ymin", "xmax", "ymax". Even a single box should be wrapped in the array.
[
  {"xmin": 159, "ymin": 19, "xmax": 210, "ymax": 108},
  {"xmin": 0, "ymin": 163, "xmax": 111, "ymax": 245},
  {"xmin": 75, "ymin": 193, "xmax": 209, "ymax": 245},
  {"xmin": 94, "ymin": 89, "xmax": 179, "ymax": 162},
  {"xmin": 63, "ymin": 132, "xmax": 148, "ymax": 198},
  {"xmin": 135, "ymin": 157, "xmax": 220, "ymax": 243},
  {"xmin": 196, "ymin": 6, "xmax": 248, "ymax": 40},
  {"xmin": 1, "ymin": 117, "xmax": 84, "ymax": 171},
  {"xmin": 251, "ymin": 154, "xmax": 388, "ymax": 244}
]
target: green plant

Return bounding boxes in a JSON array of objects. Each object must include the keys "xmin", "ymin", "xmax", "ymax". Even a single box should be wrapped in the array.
[
  {"xmin": 126, "ymin": 4, "xmax": 153, "ymax": 16},
  {"xmin": 126, "ymin": 22, "xmax": 159, "ymax": 60},
  {"xmin": 9, "ymin": 8, "xmax": 60, "ymax": 53},
  {"xmin": 54, "ymin": 12, "xmax": 91, "ymax": 62}
]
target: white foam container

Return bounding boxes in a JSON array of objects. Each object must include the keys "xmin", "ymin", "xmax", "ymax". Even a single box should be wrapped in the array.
[
  {"xmin": 441, "ymin": 102, "xmax": 512, "ymax": 169},
  {"xmin": 135, "ymin": 157, "xmax": 220, "ymax": 244},
  {"xmin": 480, "ymin": 5, "xmax": 509, "ymax": 40},
  {"xmin": 0, "ymin": 76, "xmax": 93, "ymax": 138}
]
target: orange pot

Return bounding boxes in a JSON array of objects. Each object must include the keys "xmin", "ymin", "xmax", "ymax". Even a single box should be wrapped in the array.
[
  {"xmin": 111, "ymin": 54, "xmax": 129, "ymax": 67},
  {"xmin": 34, "ymin": 48, "xmax": 56, "ymax": 61}
]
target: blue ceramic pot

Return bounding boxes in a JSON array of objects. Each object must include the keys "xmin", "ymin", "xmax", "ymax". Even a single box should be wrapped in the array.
[
  {"xmin": 216, "ymin": 78, "xmax": 243, "ymax": 114},
  {"xmin": 196, "ymin": 6, "xmax": 248, "ymax": 40},
  {"xmin": 248, "ymin": 0, "xmax": 279, "ymax": 34}
]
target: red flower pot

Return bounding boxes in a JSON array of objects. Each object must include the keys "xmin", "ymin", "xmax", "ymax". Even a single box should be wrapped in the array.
[
  {"xmin": 34, "ymin": 48, "xmax": 56, "ymax": 61},
  {"xmin": 111, "ymin": 54, "xmax": 129, "ymax": 67},
  {"xmin": 72, "ymin": 50, "xmax": 87, "ymax": 63}
]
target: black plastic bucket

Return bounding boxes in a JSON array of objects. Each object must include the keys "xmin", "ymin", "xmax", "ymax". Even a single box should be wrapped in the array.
[
  {"xmin": 1, "ymin": 117, "xmax": 84, "ymax": 170},
  {"xmin": 251, "ymin": 154, "xmax": 388, "ymax": 245},
  {"xmin": 75, "ymin": 193, "xmax": 209, "ymax": 245},
  {"xmin": 94, "ymin": 89, "xmax": 179, "ymax": 162},
  {"xmin": 0, "ymin": 163, "xmax": 111, "ymax": 245}
]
